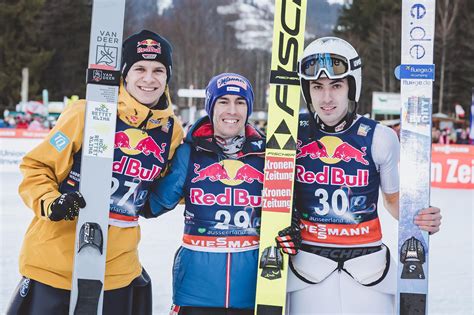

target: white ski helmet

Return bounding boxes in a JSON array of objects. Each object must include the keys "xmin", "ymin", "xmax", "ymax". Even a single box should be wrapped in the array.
[{"xmin": 298, "ymin": 37, "xmax": 362, "ymax": 109}]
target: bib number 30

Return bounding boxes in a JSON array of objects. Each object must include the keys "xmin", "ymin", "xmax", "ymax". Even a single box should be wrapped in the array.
[{"xmin": 314, "ymin": 188, "xmax": 349, "ymax": 216}]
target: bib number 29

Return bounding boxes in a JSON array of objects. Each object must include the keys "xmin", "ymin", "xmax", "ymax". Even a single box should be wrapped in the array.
[{"xmin": 214, "ymin": 210, "xmax": 250, "ymax": 229}]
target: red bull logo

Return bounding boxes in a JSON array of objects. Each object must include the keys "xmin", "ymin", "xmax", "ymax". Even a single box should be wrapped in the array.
[
  {"xmin": 189, "ymin": 160, "xmax": 264, "ymax": 208},
  {"xmin": 115, "ymin": 131, "xmax": 132, "ymax": 149},
  {"xmin": 134, "ymin": 136, "xmax": 166, "ymax": 163},
  {"xmin": 234, "ymin": 165, "xmax": 264, "ymax": 183},
  {"xmin": 191, "ymin": 160, "xmax": 264, "ymax": 185},
  {"xmin": 192, "ymin": 163, "xmax": 231, "ymax": 183},
  {"xmin": 296, "ymin": 165, "xmax": 369, "ymax": 187},
  {"xmin": 296, "ymin": 136, "xmax": 369, "ymax": 166},
  {"xmin": 113, "ymin": 156, "xmax": 162, "ymax": 181},
  {"xmin": 332, "ymin": 143, "xmax": 369, "ymax": 165},
  {"xmin": 136, "ymin": 39, "xmax": 161, "ymax": 54},
  {"xmin": 190, "ymin": 187, "xmax": 262, "ymax": 207},
  {"xmin": 296, "ymin": 140, "xmax": 329, "ymax": 159},
  {"xmin": 114, "ymin": 129, "xmax": 166, "ymax": 163}
]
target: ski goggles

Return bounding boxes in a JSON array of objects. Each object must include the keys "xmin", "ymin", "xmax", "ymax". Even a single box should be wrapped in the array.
[{"xmin": 299, "ymin": 53, "xmax": 361, "ymax": 80}]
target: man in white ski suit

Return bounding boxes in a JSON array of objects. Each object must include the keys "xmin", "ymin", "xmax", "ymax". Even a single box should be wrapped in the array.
[{"xmin": 283, "ymin": 37, "xmax": 442, "ymax": 315}]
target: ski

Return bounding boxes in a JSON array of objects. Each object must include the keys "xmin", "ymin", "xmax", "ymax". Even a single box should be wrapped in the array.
[
  {"xmin": 397, "ymin": 1, "xmax": 436, "ymax": 314},
  {"xmin": 69, "ymin": 1, "xmax": 126, "ymax": 314},
  {"xmin": 254, "ymin": 0, "xmax": 306, "ymax": 314}
]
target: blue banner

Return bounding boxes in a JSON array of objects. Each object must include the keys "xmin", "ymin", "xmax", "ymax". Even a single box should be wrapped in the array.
[{"xmin": 400, "ymin": 64, "xmax": 435, "ymax": 80}]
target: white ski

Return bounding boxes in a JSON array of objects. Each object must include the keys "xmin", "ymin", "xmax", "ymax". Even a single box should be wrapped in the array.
[
  {"xmin": 69, "ymin": 1, "xmax": 126, "ymax": 314},
  {"xmin": 397, "ymin": 1, "xmax": 436, "ymax": 314}
]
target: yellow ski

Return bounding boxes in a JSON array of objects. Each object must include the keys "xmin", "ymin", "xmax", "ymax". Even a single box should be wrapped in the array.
[{"xmin": 255, "ymin": 0, "xmax": 306, "ymax": 314}]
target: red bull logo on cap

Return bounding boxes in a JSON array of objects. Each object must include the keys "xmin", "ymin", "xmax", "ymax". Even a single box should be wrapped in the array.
[{"xmin": 137, "ymin": 39, "xmax": 161, "ymax": 54}]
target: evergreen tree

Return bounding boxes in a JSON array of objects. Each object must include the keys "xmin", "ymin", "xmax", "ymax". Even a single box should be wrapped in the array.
[
  {"xmin": 37, "ymin": 0, "xmax": 91, "ymax": 101},
  {"xmin": 0, "ymin": 0, "xmax": 53, "ymax": 109}
]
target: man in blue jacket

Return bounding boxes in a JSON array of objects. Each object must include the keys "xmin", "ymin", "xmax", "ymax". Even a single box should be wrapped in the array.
[{"xmin": 144, "ymin": 73, "xmax": 267, "ymax": 315}]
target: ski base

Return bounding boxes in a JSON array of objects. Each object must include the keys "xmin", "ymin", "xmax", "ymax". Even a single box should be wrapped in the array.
[
  {"xmin": 74, "ymin": 279, "xmax": 103, "ymax": 315},
  {"xmin": 399, "ymin": 293, "xmax": 427, "ymax": 315},
  {"xmin": 256, "ymin": 304, "xmax": 283, "ymax": 315}
]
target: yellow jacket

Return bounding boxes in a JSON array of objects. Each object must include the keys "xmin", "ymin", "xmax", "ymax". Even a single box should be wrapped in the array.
[{"xmin": 18, "ymin": 84, "xmax": 183, "ymax": 290}]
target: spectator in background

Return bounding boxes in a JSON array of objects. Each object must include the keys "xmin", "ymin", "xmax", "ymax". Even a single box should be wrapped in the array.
[
  {"xmin": 432, "ymin": 127, "xmax": 440, "ymax": 143},
  {"xmin": 456, "ymin": 129, "xmax": 470, "ymax": 144},
  {"xmin": 27, "ymin": 117, "xmax": 45, "ymax": 131},
  {"xmin": 438, "ymin": 128, "xmax": 449, "ymax": 144},
  {"xmin": 15, "ymin": 116, "xmax": 29, "ymax": 129},
  {"xmin": 6, "ymin": 116, "xmax": 16, "ymax": 128}
]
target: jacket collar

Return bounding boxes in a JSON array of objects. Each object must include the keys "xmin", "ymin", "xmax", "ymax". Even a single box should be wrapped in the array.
[
  {"xmin": 186, "ymin": 116, "xmax": 265, "ymax": 157},
  {"xmin": 117, "ymin": 83, "xmax": 174, "ymax": 129}
]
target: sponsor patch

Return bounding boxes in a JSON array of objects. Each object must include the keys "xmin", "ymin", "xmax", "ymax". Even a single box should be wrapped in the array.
[
  {"xmin": 226, "ymin": 86, "xmax": 240, "ymax": 93},
  {"xmin": 252, "ymin": 140, "xmax": 263, "ymax": 149},
  {"xmin": 162, "ymin": 120, "xmax": 172, "ymax": 133},
  {"xmin": 149, "ymin": 118, "xmax": 161, "ymax": 125},
  {"xmin": 142, "ymin": 54, "xmax": 157, "ymax": 60},
  {"xmin": 67, "ymin": 179, "xmax": 76, "ymax": 187},
  {"xmin": 217, "ymin": 75, "xmax": 248, "ymax": 89},
  {"xmin": 357, "ymin": 124, "xmax": 371, "ymax": 136},
  {"xmin": 19, "ymin": 278, "xmax": 31, "ymax": 298},
  {"xmin": 299, "ymin": 120, "xmax": 309, "ymax": 127},
  {"xmin": 50, "ymin": 131, "xmax": 70, "ymax": 152}
]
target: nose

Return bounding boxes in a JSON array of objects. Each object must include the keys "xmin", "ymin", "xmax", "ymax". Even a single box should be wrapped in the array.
[
  {"xmin": 142, "ymin": 70, "xmax": 154, "ymax": 82},
  {"xmin": 322, "ymin": 88, "xmax": 332, "ymax": 103},
  {"xmin": 228, "ymin": 101, "xmax": 238, "ymax": 114}
]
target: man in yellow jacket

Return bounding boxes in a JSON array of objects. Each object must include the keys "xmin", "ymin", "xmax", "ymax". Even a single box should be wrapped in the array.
[{"xmin": 7, "ymin": 29, "xmax": 184, "ymax": 315}]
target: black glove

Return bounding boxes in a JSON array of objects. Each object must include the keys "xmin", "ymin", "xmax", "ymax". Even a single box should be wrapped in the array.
[
  {"xmin": 48, "ymin": 191, "xmax": 86, "ymax": 221},
  {"xmin": 275, "ymin": 209, "xmax": 302, "ymax": 255}
]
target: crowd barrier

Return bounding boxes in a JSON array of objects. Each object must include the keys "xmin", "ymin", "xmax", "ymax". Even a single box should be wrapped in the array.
[{"xmin": 1, "ymin": 129, "xmax": 472, "ymax": 189}]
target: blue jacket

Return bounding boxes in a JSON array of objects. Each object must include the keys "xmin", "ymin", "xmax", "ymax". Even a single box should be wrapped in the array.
[{"xmin": 147, "ymin": 117, "xmax": 266, "ymax": 309}]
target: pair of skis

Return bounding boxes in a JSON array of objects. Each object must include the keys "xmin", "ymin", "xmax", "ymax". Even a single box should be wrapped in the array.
[{"xmin": 257, "ymin": 1, "xmax": 437, "ymax": 315}]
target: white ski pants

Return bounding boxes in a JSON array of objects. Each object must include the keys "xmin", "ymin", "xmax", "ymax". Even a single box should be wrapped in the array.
[{"xmin": 286, "ymin": 246, "xmax": 396, "ymax": 315}]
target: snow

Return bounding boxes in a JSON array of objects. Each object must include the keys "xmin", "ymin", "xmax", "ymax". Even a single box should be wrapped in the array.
[
  {"xmin": 217, "ymin": 0, "xmax": 274, "ymax": 51},
  {"xmin": 1, "ymin": 170, "xmax": 472, "ymax": 314}
]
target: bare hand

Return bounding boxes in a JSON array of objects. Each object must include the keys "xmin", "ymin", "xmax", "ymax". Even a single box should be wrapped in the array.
[{"xmin": 414, "ymin": 206, "xmax": 442, "ymax": 234}]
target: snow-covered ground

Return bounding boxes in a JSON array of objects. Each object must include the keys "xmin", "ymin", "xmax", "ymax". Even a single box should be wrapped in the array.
[{"xmin": 1, "ymin": 170, "xmax": 472, "ymax": 314}]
